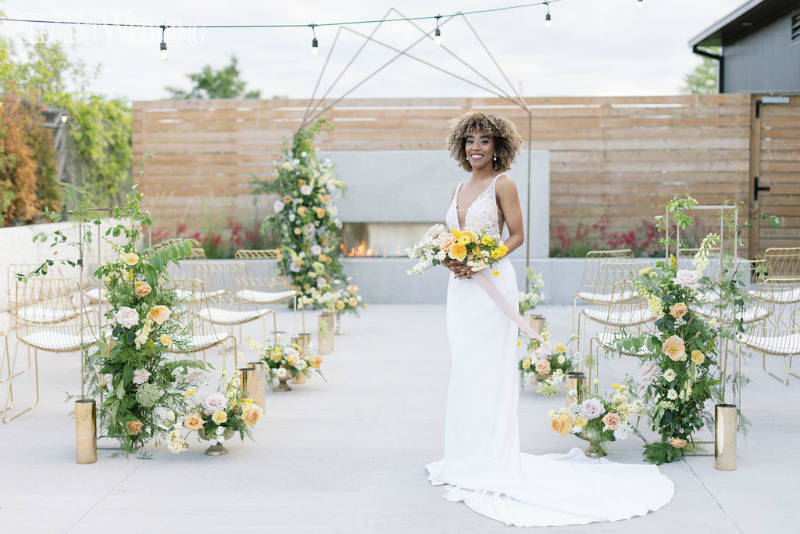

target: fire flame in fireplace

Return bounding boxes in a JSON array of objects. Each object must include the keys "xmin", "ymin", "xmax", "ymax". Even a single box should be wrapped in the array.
[{"xmin": 341, "ymin": 238, "xmax": 386, "ymax": 257}]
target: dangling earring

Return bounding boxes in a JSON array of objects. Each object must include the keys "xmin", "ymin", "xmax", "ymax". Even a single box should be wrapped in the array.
[{"xmin": 493, "ymin": 154, "xmax": 497, "ymax": 162}]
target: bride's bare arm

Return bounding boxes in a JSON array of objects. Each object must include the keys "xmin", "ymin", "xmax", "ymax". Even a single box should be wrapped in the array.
[{"xmin": 496, "ymin": 175, "xmax": 524, "ymax": 254}]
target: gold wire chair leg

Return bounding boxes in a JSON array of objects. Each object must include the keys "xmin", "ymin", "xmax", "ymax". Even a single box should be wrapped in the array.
[
  {"xmin": 762, "ymin": 352, "xmax": 790, "ymax": 385},
  {"xmin": 3, "ymin": 344, "xmax": 40, "ymax": 423},
  {"xmin": 587, "ymin": 336, "xmax": 594, "ymax": 390},
  {"xmin": 572, "ymin": 295, "xmax": 579, "ymax": 337}
]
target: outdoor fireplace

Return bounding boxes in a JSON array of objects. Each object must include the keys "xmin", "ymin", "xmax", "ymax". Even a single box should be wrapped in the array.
[{"xmin": 340, "ymin": 222, "xmax": 434, "ymax": 258}]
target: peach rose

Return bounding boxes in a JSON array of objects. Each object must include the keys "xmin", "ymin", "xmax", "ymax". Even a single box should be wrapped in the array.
[
  {"xmin": 242, "ymin": 404, "xmax": 263, "ymax": 426},
  {"xmin": 321, "ymin": 195, "xmax": 330, "ymax": 203},
  {"xmin": 438, "ymin": 234, "xmax": 456, "ymax": 252},
  {"xmin": 662, "ymin": 335, "xmax": 686, "ymax": 362},
  {"xmin": 550, "ymin": 413, "xmax": 573, "ymax": 437},
  {"xmin": 535, "ymin": 359, "xmax": 551, "ymax": 375},
  {"xmin": 336, "ymin": 301, "xmax": 345, "ymax": 310},
  {"xmin": 348, "ymin": 298, "xmax": 358, "ymax": 307},
  {"xmin": 282, "ymin": 195, "xmax": 292, "ymax": 203},
  {"xmin": 315, "ymin": 207, "xmax": 326, "ymax": 218},
  {"xmin": 184, "ymin": 413, "xmax": 204, "ymax": 431},
  {"xmin": 134, "ymin": 281, "xmax": 152, "ymax": 297},
  {"xmin": 298, "ymin": 206, "xmax": 308, "ymax": 216},
  {"xmin": 125, "ymin": 420, "xmax": 144, "ymax": 435},
  {"xmin": 668, "ymin": 437, "xmax": 687, "ymax": 449},
  {"xmin": 669, "ymin": 302, "xmax": 688, "ymax": 319},
  {"xmin": 463, "ymin": 230, "xmax": 478, "ymax": 243},
  {"xmin": 121, "ymin": 253, "xmax": 139, "ymax": 266},
  {"xmin": 601, "ymin": 412, "xmax": 621, "ymax": 431},
  {"xmin": 448, "ymin": 243, "xmax": 467, "ymax": 262},
  {"xmin": 309, "ymin": 354, "xmax": 323, "ymax": 368},
  {"xmin": 147, "ymin": 305, "xmax": 172, "ymax": 325}
]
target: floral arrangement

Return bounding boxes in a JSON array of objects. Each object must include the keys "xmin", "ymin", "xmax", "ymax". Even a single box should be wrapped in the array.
[
  {"xmin": 253, "ymin": 337, "xmax": 325, "ymax": 386},
  {"xmin": 89, "ymin": 178, "xmax": 203, "ymax": 453},
  {"xmin": 614, "ymin": 198, "xmax": 723, "ymax": 464},
  {"xmin": 302, "ymin": 283, "xmax": 365, "ymax": 315},
  {"xmin": 519, "ymin": 268, "xmax": 545, "ymax": 315},
  {"xmin": 520, "ymin": 334, "xmax": 577, "ymax": 396},
  {"xmin": 550, "ymin": 378, "xmax": 644, "ymax": 456},
  {"xmin": 169, "ymin": 373, "xmax": 262, "ymax": 453},
  {"xmin": 251, "ymin": 120, "xmax": 364, "ymax": 315},
  {"xmin": 407, "ymin": 224, "xmax": 509, "ymax": 275}
]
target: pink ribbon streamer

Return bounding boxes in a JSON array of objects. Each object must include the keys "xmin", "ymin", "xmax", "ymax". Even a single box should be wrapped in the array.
[{"xmin": 472, "ymin": 269, "xmax": 545, "ymax": 343}]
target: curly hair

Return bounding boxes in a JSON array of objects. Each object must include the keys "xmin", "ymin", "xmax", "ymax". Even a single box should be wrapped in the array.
[{"xmin": 446, "ymin": 112, "xmax": 523, "ymax": 173}]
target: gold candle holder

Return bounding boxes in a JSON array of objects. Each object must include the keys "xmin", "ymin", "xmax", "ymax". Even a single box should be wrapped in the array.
[
  {"xmin": 565, "ymin": 372, "xmax": 586, "ymax": 408},
  {"xmin": 715, "ymin": 404, "xmax": 737, "ymax": 471},
  {"xmin": 528, "ymin": 314, "xmax": 546, "ymax": 334},
  {"xmin": 318, "ymin": 312, "xmax": 334, "ymax": 355},
  {"xmin": 248, "ymin": 361, "xmax": 266, "ymax": 410},
  {"xmin": 298, "ymin": 333, "xmax": 311, "ymax": 353},
  {"xmin": 239, "ymin": 366, "xmax": 255, "ymax": 400},
  {"xmin": 75, "ymin": 399, "xmax": 97, "ymax": 465}
]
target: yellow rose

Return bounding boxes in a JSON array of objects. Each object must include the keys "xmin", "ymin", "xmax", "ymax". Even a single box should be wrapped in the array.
[
  {"xmin": 282, "ymin": 161, "xmax": 291, "ymax": 169},
  {"xmin": 336, "ymin": 301, "xmax": 345, "ymax": 310},
  {"xmin": 242, "ymin": 404, "xmax": 263, "ymax": 426},
  {"xmin": 134, "ymin": 281, "xmax": 152, "ymax": 297},
  {"xmin": 457, "ymin": 235, "xmax": 471, "ymax": 246},
  {"xmin": 448, "ymin": 243, "xmax": 467, "ymax": 262},
  {"xmin": 184, "ymin": 387, "xmax": 196, "ymax": 398},
  {"xmin": 450, "ymin": 228, "xmax": 462, "ymax": 239},
  {"xmin": 463, "ymin": 230, "xmax": 477, "ymax": 242},
  {"xmin": 160, "ymin": 334, "xmax": 173, "ymax": 348},
  {"xmin": 522, "ymin": 358, "xmax": 531, "ymax": 370},
  {"xmin": 554, "ymin": 343, "xmax": 567, "ymax": 353},
  {"xmin": 294, "ymin": 228, "xmax": 302, "ymax": 235},
  {"xmin": 125, "ymin": 420, "xmax": 144, "ymax": 435},
  {"xmin": 319, "ymin": 254, "xmax": 328, "ymax": 262},
  {"xmin": 573, "ymin": 417, "xmax": 588, "ymax": 430},
  {"xmin": 297, "ymin": 258, "xmax": 304, "ymax": 265},
  {"xmin": 271, "ymin": 351, "xmax": 282, "ymax": 363},
  {"xmin": 184, "ymin": 413, "xmax": 204, "ymax": 431},
  {"xmin": 147, "ymin": 305, "xmax": 172, "ymax": 325},
  {"xmin": 298, "ymin": 206, "xmax": 308, "ymax": 216},
  {"xmin": 691, "ymin": 350, "xmax": 705, "ymax": 365},
  {"xmin": 639, "ymin": 267, "xmax": 652, "ymax": 276},
  {"xmin": 121, "ymin": 253, "xmax": 139, "ymax": 266},
  {"xmin": 212, "ymin": 410, "xmax": 227, "ymax": 425}
]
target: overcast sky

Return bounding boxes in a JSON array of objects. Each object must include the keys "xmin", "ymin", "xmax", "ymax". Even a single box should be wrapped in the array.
[{"xmin": 4, "ymin": 0, "xmax": 744, "ymax": 103}]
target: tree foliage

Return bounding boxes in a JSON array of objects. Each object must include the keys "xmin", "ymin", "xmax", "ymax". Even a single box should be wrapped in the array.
[
  {"xmin": 165, "ymin": 56, "xmax": 261, "ymax": 99},
  {"xmin": 681, "ymin": 48, "xmax": 720, "ymax": 95}
]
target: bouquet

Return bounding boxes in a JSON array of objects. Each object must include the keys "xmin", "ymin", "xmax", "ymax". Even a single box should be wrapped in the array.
[
  {"xmin": 550, "ymin": 378, "xmax": 644, "ymax": 456},
  {"xmin": 170, "ymin": 373, "xmax": 262, "ymax": 453},
  {"xmin": 407, "ymin": 224, "xmax": 509, "ymax": 275},
  {"xmin": 253, "ymin": 337, "xmax": 325, "ymax": 386},
  {"xmin": 519, "ymin": 268, "xmax": 545, "ymax": 315},
  {"xmin": 301, "ymin": 283, "xmax": 365, "ymax": 315},
  {"xmin": 520, "ymin": 334, "xmax": 577, "ymax": 396}
]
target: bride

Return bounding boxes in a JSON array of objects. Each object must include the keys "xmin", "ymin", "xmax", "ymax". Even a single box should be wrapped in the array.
[{"xmin": 426, "ymin": 112, "xmax": 674, "ymax": 527}]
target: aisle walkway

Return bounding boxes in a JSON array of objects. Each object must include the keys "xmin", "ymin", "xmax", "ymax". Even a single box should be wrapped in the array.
[{"xmin": 0, "ymin": 305, "xmax": 796, "ymax": 533}]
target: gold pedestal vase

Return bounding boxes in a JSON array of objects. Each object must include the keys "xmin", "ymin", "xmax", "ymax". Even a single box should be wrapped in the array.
[
  {"xmin": 715, "ymin": 404, "xmax": 737, "ymax": 471},
  {"xmin": 198, "ymin": 427, "xmax": 235, "ymax": 456},
  {"xmin": 274, "ymin": 370, "xmax": 292, "ymax": 392},
  {"xmin": 291, "ymin": 371, "xmax": 307, "ymax": 384},
  {"xmin": 75, "ymin": 399, "xmax": 97, "ymax": 464},
  {"xmin": 577, "ymin": 428, "xmax": 607, "ymax": 458}
]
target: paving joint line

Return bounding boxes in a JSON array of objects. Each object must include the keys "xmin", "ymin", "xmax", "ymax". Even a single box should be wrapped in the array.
[
  {"xmin": 63, "ymin": 459, "xmax": 148, "ymax": 534},
  {"xmin": 681, "ymin": 458, "xmax": 744, "ymax": 534}
]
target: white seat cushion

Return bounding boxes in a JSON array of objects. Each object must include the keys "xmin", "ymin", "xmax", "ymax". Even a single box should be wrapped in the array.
[
  {"xmin": 577, "ymin": 290, "xmax": 636, "ymax": 304},
  {"xmin": 170, "ymin": 332, "xmax": 230, "ymax": 352},
  {"xmin": 584, "ymin": 308, "xmax": 649, "ymax": 326},
  {"xmin": 198, "ymin": 307, "xmax": 272, "ymax": 325},
  {"xmin": 235, "ymin": 289, "xmax": 297, "ymax": 304},
  {"xmin": 21, "ymin": 330, "xmax": 99, "ymax": 352},
  {"xmin": 84, "ymin": 288, "xmax": 108, "ymax": 303},
  {"xmin": 748, "ymin": 287, "xmax": 800, "ymax": 304},
  {"xmin": 738, "ymin": 332, "xmax": 800, "ymax": 355},
  {"xmin": 17, "ymin": 306, "xmax": 94, "ymax": 324},
  {"xmin": 174, "ymin": 289, "xmax": 227, "ymax": 302},
  {"xmin": 695, "ymin": 303, "xmax": 770, "ymax": 323}
]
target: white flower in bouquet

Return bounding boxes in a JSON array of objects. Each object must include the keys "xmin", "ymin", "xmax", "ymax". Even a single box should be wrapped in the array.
[
  {"xmin": 201, "ymin": 393, "xmax": 228, "ymax": 415},
  {"xmin": 296, "ymin": 359, "xmax": 308, "ymax": 370},
  {"xmin": 673, "ymin": 269, "xmax": 701, "ymax": 291},
  {"xmin": 663, "ymin": 369, "xmax": 677, "ymax": 383},
  {"xmin": 613, "ymin": 420, "xmax": 631, "ymax": 440},
  {"xmin": 304, "ymin": 222, "xmax": 316, "ymax": 234},
  {"xmin": 132, "ymin": 369, "xmax": 151, "ymax": 385},
  {"xmin": 317, "ymin": 277, "xmax": 327, "ymax": 289},
  {"xmin": 436, "ymin": 250, "xmax": 448, "ymax": 262},
  {"xmin": 273, "ymin": 200, "xmax": 284, "ymax": 213},
  {"xmin": 276, "ymin": 367, "xmax": 289, "ymax": 380},
  {"xmin": 290, "ymin": 260, "xmax": 301, "ymax": 273},
  {"xmin": 581, "ymin": 398, "xmax": 606, "ymax": 420},
  {"xmin": 115, "ymin": 306, "xmax": 140, "ymax": 329},
  {"xmin": 425, "ymin": 224, "xmax": 445, "ymax": 240},
  {"xmin": 310, "ymin": 244, "xmax": 322, "ymax": 255},
  {"xmin": 637, "ymin": 360, "xmax": 660, "ymax": 391},
  {"xmin": 667, "ymin": 388, "xmax": 678, "ymax": 400}
]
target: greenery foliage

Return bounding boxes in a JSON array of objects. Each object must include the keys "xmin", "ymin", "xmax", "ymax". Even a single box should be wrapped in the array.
[
  {"xmin": 165, "ymin": 56, "xmax": 261, "ymax": 99},
  {"xmin": 681, "ymin": 48, "xmax": 720, "ymax": 95}
]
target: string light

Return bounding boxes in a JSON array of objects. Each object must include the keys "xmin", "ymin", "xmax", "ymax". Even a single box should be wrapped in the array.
[
  {"xmin": 434, "ymin": 15, "xmax": 442, "ymax": 46},
  {"xmin": 159, "ymin": 24, "xmax": 168, "ymax": 61},
  {"xmin": 544, "ymin": 2, "xmax": 552, "ymax": 29},
  {"xmin": 637, "ymin": 0, "xmax": 643, "ymax": 9},
  {"xmin": 310, "ymin": 23, "xmax": 319, "ymax": 56}
]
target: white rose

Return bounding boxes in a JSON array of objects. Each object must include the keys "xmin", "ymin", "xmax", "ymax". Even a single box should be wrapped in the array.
[
  {"xmin": 276, "ymin": 368, "xmax": 289, "ymax": 379},
  {"xmin": 310, "ymin": 244, "xmax": 322, "ymax": 255},
  {"xmin": 115, "ymin": 307, "xmax": 140, "ymax": 329},
  {"xmin": 300, "ymin": 185, "xmax": 313, "ymax": 195},
  {"xmin": 663, "ymin": 369, "xmax": 677, "ymax": 382},
  {"xmin": 580, "ymin": 398, "xmax": 606, "ymax": 420},
  {"xmin": 673, "ymin": 269, "xmax": 701, "ymax": 291},
  {"xmin": 667, "ymin": 388, "xmax": 678, "ymax": 400},
  {"xmin": 273, "ymin": 201, "xmax": 284, "ymax": 213},
  {"xmin": 201, "ymin": 393, "xmax": 228, "ymax": 415},
  {"xmin": 132, "ymin": 369, "xmax": 151, "ymax": 385}
]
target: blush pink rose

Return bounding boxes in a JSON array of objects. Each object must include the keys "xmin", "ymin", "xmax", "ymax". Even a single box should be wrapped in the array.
[
  {"xmin": 201, "ymin": 393, "xmax": 228, "ymax": 416},
  {"xmin": 674, "ymin": 269, "xmax": 701, "ymax": 291},
  {"xmin": 115, "ymin": 306, "xmax": 140, "ymax": 329},
  {"xmin": 602, "ymin": 412, "xmax": 621, "ymax": 431}
]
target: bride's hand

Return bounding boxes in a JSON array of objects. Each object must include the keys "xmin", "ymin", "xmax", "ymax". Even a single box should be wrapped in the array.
[{"xmin": 443, "ymin": 259, "xmax": 473, "ymax": 279}]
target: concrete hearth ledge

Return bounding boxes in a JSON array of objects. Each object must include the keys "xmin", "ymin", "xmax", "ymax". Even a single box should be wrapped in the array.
[{"xmin": 0, "ymin": 305, "xmax": 795, "ymax": 533}]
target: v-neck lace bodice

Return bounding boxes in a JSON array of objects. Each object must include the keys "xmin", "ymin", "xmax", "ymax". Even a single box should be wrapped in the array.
[{"xmin": 445, "ymin": 175, "xmax": 502, "ymax": 236}]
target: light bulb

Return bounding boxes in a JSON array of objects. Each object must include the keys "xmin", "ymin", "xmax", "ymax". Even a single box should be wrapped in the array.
[
  {"xmin": 60, "ymin": 114, "xmax": 67, "ymax": 123},
  {"xmin": 160, "ymin": 41, "xmax": 168, "ymax": 61},
  {"xmin": 637, "ymin": 0, "xmax": 643, "ymax": 9},
  {"xmin": 545, "ymin": 12, "xmax": 552, "ymax": 29},
  {"xmin": 311, "ymin": 37, "xmax": 319, "ymax": 56},
  {"xmin": 434, "ymin": 28, "xmax": 442, "ymax": 46}
]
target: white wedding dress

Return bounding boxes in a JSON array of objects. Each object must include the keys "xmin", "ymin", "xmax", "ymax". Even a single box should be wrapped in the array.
[{"xmin": 426, "ymin": 175, "xmax": 674, "ymax": 527}]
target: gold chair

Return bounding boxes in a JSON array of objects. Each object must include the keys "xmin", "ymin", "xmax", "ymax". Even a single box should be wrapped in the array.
[
  {"xmin": 575, "ymin": 259, "xmax": 651, "ymax": 356},
  {"xmin": 168, "ymin": 279, "xmax": 235, "ymax": 370},
  {"xmin": 763, "ymin": 247, "xmax": 800, "ymax": 278},
  {"xmin": 737, "ymin": 278, "xmax": 800, "ymax": 385},
  {"xmin": 572, "ymin": 250, "xmax": 634, "ymax": 337},
  {"xmin": 3, "ymin": 278, "xmax": 98, "ymax": 422},
  {"xmin": 233, "ymin": 249, "xmax": 299, "ymax": 306},
  {"xmin": 192, "ymin": 262, "xmax": 278, "ymax": 363},
  {"xmin": 189, "ymin": 247, "xmax": 207, "ymax": 260},
  {"xmin": 587, "ymin": 279, "xmax": 653, "ymax": 388}
]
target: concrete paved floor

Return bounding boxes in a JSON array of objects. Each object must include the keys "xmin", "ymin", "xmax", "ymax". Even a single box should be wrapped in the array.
[{"xmin": 0, "ymin": 304, "xmax": 798, "ymax": 533}]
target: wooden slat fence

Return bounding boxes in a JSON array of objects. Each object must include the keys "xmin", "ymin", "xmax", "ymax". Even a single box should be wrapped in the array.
[{"xmin": 132, "ymin": 94, "xmax": 798, "ymax": 255}]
